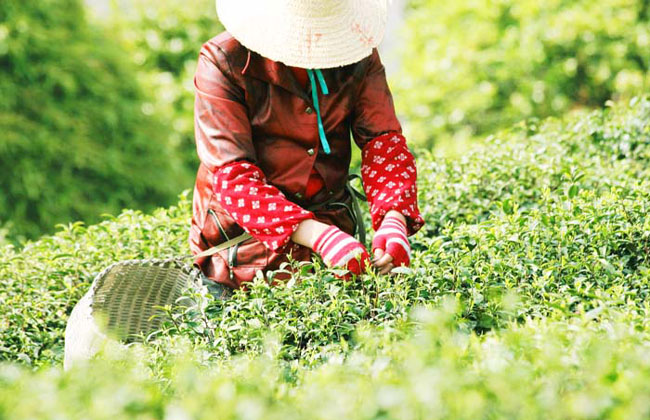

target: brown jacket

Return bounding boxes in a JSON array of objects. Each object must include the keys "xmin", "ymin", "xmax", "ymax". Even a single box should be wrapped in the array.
[{"xmin": 189, "ymin": 32, "xmax": 402, "ymax": 289}]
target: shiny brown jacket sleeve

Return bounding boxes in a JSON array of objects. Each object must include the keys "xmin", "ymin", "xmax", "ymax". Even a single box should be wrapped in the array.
[
  {"xmin": 193, "ymin": 44, "xmax": 315, "ymax": 252},
  {"xmin": 351, "ymin": 49, "xmax": 424, "ymax": 236},
  {"xmin": 194, "ymin": 45, "xmax": 257, "ymax": 171},
  {"xmin": 350, "ymin": 49, "xmax": 402, "ymax": 149}
]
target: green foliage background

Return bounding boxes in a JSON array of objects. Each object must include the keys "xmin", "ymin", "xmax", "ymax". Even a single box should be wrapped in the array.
[
  {"xmin": 0, "ymin": 0, "xmax": 192, "ymax": 243},
  {"xmin": 0, "ymin": 0, "xmax": 223, "ymax": 244},
  {"xmin": 394, "ymin": 0, "xmax": 650, "ymax": 150},
  {"xmin": 98, "ymin": 0, "xmax": 224, "ymax": 175}
]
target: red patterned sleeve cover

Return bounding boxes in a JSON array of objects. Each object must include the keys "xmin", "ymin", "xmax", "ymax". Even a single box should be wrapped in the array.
[
  {"xmin": 360, "ymin": 132, "xmax": 425, "ymax": 236},
  {"xmin": 214, "ymin": 161, "xmax": 315, "ymax": 252}
]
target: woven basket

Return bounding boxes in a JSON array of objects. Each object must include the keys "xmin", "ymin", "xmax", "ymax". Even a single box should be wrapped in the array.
[
  {"xmin": 64, "ymin": 234, "xmax": 249, "ymax": 370},
  {"xmin": 89, "ymin": 257, "xmax": 213, "ymax": 342}
]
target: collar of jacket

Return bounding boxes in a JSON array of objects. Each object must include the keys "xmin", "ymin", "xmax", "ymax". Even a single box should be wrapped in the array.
[{"xmin": 240, "ymin": 50, "xmax": 313, "ymax": 103}]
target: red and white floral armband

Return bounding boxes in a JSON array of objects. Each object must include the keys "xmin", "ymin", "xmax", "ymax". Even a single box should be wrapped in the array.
[
  {"xmin": 213, "ymin": 161, "xmax": 314, "ymax": 252},
  {"xmin": 360, "ymin": 133, "xmax": 424, "ymax": 235}
]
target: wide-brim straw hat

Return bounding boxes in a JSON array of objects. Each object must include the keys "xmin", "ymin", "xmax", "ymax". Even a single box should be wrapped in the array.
[{"xmin": 216, "ymin": 0, "xmax": 389, "ymax": 69}]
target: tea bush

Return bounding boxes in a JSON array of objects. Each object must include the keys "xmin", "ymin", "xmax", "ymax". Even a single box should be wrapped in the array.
[
  {"xmin": 2, "ymin": 96, "xmax": 650, "ymax": 418},
  {"xmin": 395, "ymin": 0, "xmax": 650, "ymax": 148},
  {"xmin": 0, "ymin": 0, "xmax": 187, "ymax": 243},
  {"xmin": 2, "ymin": 96, "xmax": 649, "ymax": 369},
  {"xmin": 2, "ymin": 306, "xmax": 650, "ymax": 419},
  {"xmin": 0, "ymin": 195, "xmax": 192, "ymax": 366}
]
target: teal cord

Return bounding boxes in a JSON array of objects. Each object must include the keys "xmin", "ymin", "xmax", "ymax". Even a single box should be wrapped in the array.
[
  {"xmin": 306, "ymin": 69, "xmax": 331, "ymax": 154},
  {"xmin": 315, "ymin": 69, "xmax": 329, "ymax": 94}
]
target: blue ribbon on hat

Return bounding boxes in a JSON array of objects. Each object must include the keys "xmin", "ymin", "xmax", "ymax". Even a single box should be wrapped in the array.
[{"xmin": 306, "ymin": 69, "xmax": 331, "ymax": 154}]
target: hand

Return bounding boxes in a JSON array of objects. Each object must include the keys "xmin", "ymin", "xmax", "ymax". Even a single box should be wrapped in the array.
[
  {"xmin": 312, "ymin": 225, "xmax": 370, "ymax": 277},
  {"xmin": 372, "ymin": 211, "xmax": 410, "ymax": 275}
]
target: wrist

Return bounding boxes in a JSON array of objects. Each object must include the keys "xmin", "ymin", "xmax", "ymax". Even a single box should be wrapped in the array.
[
  {"xmin": 384, "ymin": 210, "xmax": 407, "ymax": 227},
  {"xmin": 290, "ymin": 219, "xmax": 330, "ymax": 249}
]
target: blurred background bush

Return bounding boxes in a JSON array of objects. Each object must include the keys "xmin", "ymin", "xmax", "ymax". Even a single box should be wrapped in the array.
[
  {"xmin": 394, "ymin": 0, "xmax": 649, "ymax": 153},
  {"xmin": 97, "ymin": 0, "xmax": 223, "ymax": 176},
  {"xmin": 0, "ymin": 0, "xmax": 221, "ymax": 245},
  {"xmin": 0, "ymin": 0, "xmax": 185, "ymax": 243}
]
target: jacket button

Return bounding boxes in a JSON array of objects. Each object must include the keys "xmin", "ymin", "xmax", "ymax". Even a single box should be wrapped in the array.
[
  {"xmin": 305, "ymin": 107, "xmax": 314, "ymax": 114},
  {"xmin": 307, "ymin": 148, "xmax": 315, "ymax": 156}
]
